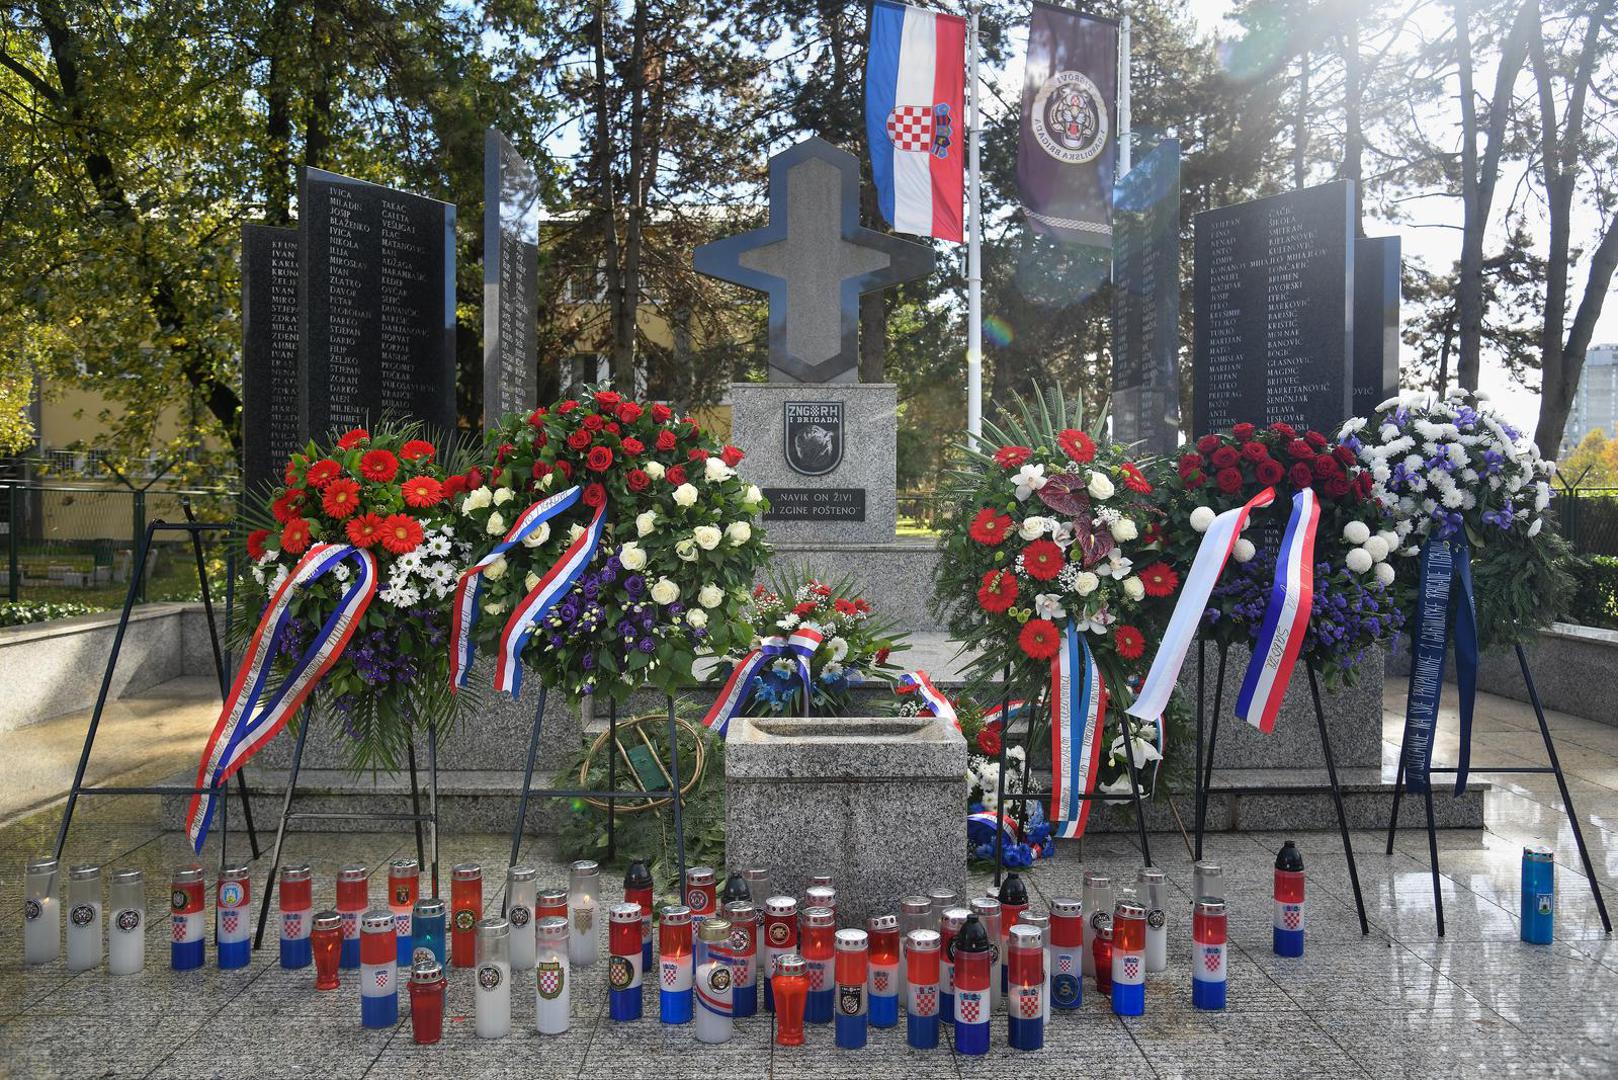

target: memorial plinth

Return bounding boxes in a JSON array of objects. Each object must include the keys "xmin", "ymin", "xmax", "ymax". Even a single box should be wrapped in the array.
[{"xmin": 724, "ymin": 713, "xmax": 967, "ymax": 925}]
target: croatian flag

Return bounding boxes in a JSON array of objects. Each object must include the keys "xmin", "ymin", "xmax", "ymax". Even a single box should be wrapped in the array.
[{"xmin": 866, "ymin": 1, "xmax": 966, "ymax": 241}]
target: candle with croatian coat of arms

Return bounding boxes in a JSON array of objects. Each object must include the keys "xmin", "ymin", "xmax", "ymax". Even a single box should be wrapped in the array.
[
  {"xmin": 1522, "ymin": 845, "xmax": 1556, "ymax": 945},
  {"xmin": 1192, "ymin": 897, "xmax": 1228, "ymax": 1010},
  {"xmin": 1081, "ymin": 871, "xmax": 1112, "ymax": 979},
  {"xmin": 474, "ymin": 917, "xmax": 512, "ymax": 1038},
  {"xmin": 1016, "ymin": 910, "xmax": 1051, "ymax": 1023},
  {"xmin": 695, "ymin": 917, "xmax": 734, "ymax": 1044},
  {"xmin": 360, "ymin": 911, "xmax": 398, "ymax": 1028},
  {"xmin": 1110, "ymin": 896, "xmax": 1146, "ymax": 1016},
  {"xmin": 623, "ymin": 860, "xmax": 654, "ymax": 970},
  {"xmin": 388, "ymin": 858, "xmax": 419, "ymax": 968},
  {"xmin": 534, "ymin": 916, "xmax": 570, "ymax": 1034},
  {"xmin": 278, "ymin": 864, "xmax": 312, "ymax": 969},
  {"xmin": 762, "ymin": 895, "xmax": 797, "ymax": 1012},
  {"xmin": 1192, "ymin": 861, "xmax": 1222, "ymax": 908},
  {"xmin": 834, "ymin": 928, "xmax": 869, "ymax": 1049},
  {"xmin": 1273, "ymin": 841, "xmax": 1305, "ymax": 957},
  {"xmin": 659, "ymin": 905, "xmax": 694, "ymax": 1024},
  {"xmin": 806, "ymin": 884, "xmax": 836, "ymax": 920},
  {"xmin": 898, "ymin": 896, "xmax": 931, "ymax": 1002},
  {"xmin": 939, "ymin": 906, "xmax": 967, "ymax": 1025},
  {"xmin": 412, "ymin": 897, "xmax": 446, "ymax": 968},
  {"xmin": 951, "ymin": 913, "xmax": 991, "ymax": 1056},
  {"xmin": 1049, "ymin": 897, "xmax": 1082, "ymax": 1009},
  {"xmin": 608, "ymin": 902, "xmax": 644, "ymax": 1021},
  {"xmin": 65, "ymin": 864, "xmax": 103, "ymax": 972},
  {"xmin": 568, "ymin": 860, "xmax": 600, "ymax": 967},
  {"xmin": 969, "ymin": 897, "xmax": 1002, "ymax": 1011},
  {"xmin": 997, "ymin": 874, "xmax": 1028, "ymax": 997},
  {"xmin": 1007, "ymin": 924, "xmax": 1044, "ymax": 1051},
  {"xmin": 685, "ymin": 866, "xmax": 716, "ymax": 923},
  {"xmin": 507, "ymin": 865, "xmax": 538, "ymax": 971},
  {"xmin": 107, "ymin": 868, "xmax": 144, "ymax": 976},
  {"xmin": 904, "ymin": 929, "xmax": 941, "ymax": 1049},
  {"xmin": 336, "ymin": 865, "xmax": 368, "ymax": 969},
  {"xmin": 170, "ymin": 864, "xmax": 205, "ymax": 971},
  {"xmin": 23, "ymin": 857, "xmax": 60, "ymax": 966},
  {"xmin": 723, "ymin": 900, "xmax": 758, "ymax": 1017},
  {"xmin": 800, "ymin": 905, "xmax": 835, "ymax": 1024},
  {"xmin": 867, "ymin": 914, "xmax": 900, "ymax": 1028},
  {"xmin": 451, "ymin": 863, "xmax": 482, "ymax": 968},
  {"xmin": 215, "ymin": 864, "xmax": 251, "ymax": 969},
  {"xmin": 1138, "ymin": 867, "xmax": 1168, "ymax": 972}
]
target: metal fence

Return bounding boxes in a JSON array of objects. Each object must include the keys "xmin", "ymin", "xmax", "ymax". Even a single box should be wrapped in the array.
[
  {"xmin": 1, "ymin": 483, "xmax": 238, "ymax": 608},
  {"xmin": 1551, "ymin": 487, "xmax": 1618, "ymax": 558}
]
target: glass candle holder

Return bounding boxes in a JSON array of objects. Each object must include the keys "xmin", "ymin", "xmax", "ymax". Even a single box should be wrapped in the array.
[
  {"xmin": 927, "ymin": 887, "xmax": 958, "ymax": 917},
  {"xmin": 360, "ymin": 910, "xmax": 399, "ymax": 1028},
  {"xmin": 451, "ymin": 863, "xmax": 482, "ymax": 968},
  {"xmin": 834, "ymin": 928, "xmax": 869, "ymax": 1049},
  {"xmin": 474, "ymin": 917, "xmax": 512, "ymax": 1039},
  {"xmin": 608, "ymin": 902, "xmax": 644, "ymax": 1022},
  {"xmin": 1138, "ymin": 867, "xmax": 1168, "ymax": 972},
  {"xmin": 278, "ymin": 864, "xmax": 313, "ymax": 969},
  {"xmin": 24, "ymin": 857, "xmax": 60, "ymax": 966},
  {"xmin": 809, "ymin": 873, "xmax": 834, "ymax": 889},
  {"xmin": 66, "ymin": 864, "xmax": 103, "ymax": 972},
  {"xmin": 938, "ymin": 906, "xmax": 968, "ymax": 1025},
  {"xmin": 311, "ymin": 910, "xmax": 343, "ymax": 990},
  {"xmin": 742, "ymin": 868, "xmax": 771, "ymax": 914},
  {"xmin": 867, "ymin": 914, "xmax": 900, "ymax": 1028},
  {"xmin": 800, "ymin": 906, "xmax": 835, "ymax": 1024},
  {"xmin": 1522, "ymin": 845, "xmax": 1556, "ymax": 945},
  {"xmin": 806, "ymin": 885, "xmax": 836, "ymax": 921},
  {"xmin": 1273, "ymin": 841, "xmax": 1306, "ymax": 957},
  {"xmin": 215, "ymin": 864, "xmax": 252, "ymax": 970},
  {"xmin": 761, "ymin": 895, "xmax": 797, "ymax": 1013},
  {"xmin": 898, "ymin": 895, "xmax": 931, "ymax": 1002},
  {"xmin": 412, "ymin": 897, "xmax": 447, "ymax": 968},
  {"xmin": 970, "ymin": 896, "xmax": 1002, "ymax": 1010},
  {"xmin": 720, "ymin": 871, "xmax": 751, "ymax": 907},
  {"xmin": 567, "ymin": 861, "xmax": 599, "ymax": 967},
  {"xmin": 170, "ymin": 865, "xmax": 205, "ymax": 971},
  {"xmin": 1081, "ymin": 871, "xmax": 1113, "ymax": 979},
  {"xmin": 722, "ymin": 901, "xmax": 757, "ymax": 1018},
  {"xmin": 622, "ymin": 861, "xmax": 654, "ymax": 972},
  {"xmin": 694, "ymin": 917, "xmax": 733, "ymax": 1044},
  {"xmin": 1017, "ymin": 910, "xmax": 1052, "ymax": 1025},
  {"xmin": 534, "ymin": 916, "xmax": 570, "ymax": 1035},
  {"xmin": 998, "ymin": 873, "xmax": 1028, "ymax": 997},
  {"xmin": 1192, "ymin": 897, "xmax": 1228, "ymax": 1010},
  {"xmin": 951, "ymin": 914, "xmax": 991, "ymax": 1055},
  {"xmin": 537, "ymin": 887, "xmax": 568, "ymax": 923},
  {"xmin": 336, "ymin": 865, "xmax": 368, "ymax": 970},
  {"xmin": 684, "ymin": 865, "xmax": 715, "ymax": 922},
  {"xmin": 904, "ymin": 929, "xmax": 941, "ymax": 1049},
  {"xmin": 771, "ymin": 954, "xmax": 808, "ymax": 1046},
  {"xmin": 1111, "ymin": 896, "xmax": 1146, "ymax": 1016},
  {"xmin": 1049, "ymin": 897, "xmax": 1083, "ymax": 1009},
  {"xmin": 409, "ymin": 960, "xmax": 446, "ymax": 1044},
  {"xmin": 388, "ymin": 858, "xmax": 419, "ymax": 968},
  {"xmin": 506, "ymin": 865, "xmax": 538, "ymax": 971},
  {"xmin": 1192, "ymin": 860, "xmax": 1223, "ymax": 907},
  {"xmin": 1093, "ymin": 924, "xmax": 1113, "ymax": 995},
  {"xmin": 658, "ymin": 905, "xmax": 694, "ymax": 1024},
  {"xmin": 1008, "ymin": 924, "xmax": 1045, "ymax": 1050},
  {"xmin": 107, "ymin": 868, "xmax": 145, "ymax": 976}
]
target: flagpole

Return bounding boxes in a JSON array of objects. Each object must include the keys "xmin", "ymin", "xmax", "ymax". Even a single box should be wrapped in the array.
[
  {"xmin": 966, "ymin": 2, "xmax": 983, "ymax": 446},
  {"xmin": 1118, "ymin": 13, "xmax": 1132, "ymax": 176}
]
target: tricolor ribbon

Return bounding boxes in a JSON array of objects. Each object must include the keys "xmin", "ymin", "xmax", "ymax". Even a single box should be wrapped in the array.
[
  {"xmin": 1129, "ymin": 487, "xmax": 1276, "ymax": 729},
  {"xmin": 1050, "ymin": 620, "xmax": 1107, "ymax": 840},
  {"xmin": 1401, "ymin": 535, "xmax": 1479, "ymax": 795},
  {"xmin": 185, "ymin": 543, "xmax": 378, "ymax": 851},
  {"xmin": 494, "ymin": 501, "xmax": 608, "ymax": 698},
  {"xmin": 1235, "ymin": 488, "xmax": 1321, "ymax": 733},
  {"xmin": 898, "ymin": 670, "xmax": 958, "ymax": 729},
  {"xmin": 967, "ymin": 809, "xmax": 1019, "ymax": 846},
  {"xmin": 449, "ymin": 485, "xmax": 582, "ymax": 690},
  {"xmin": 700, "ymin": 627, "xmax": 825, "ymax": 737}
]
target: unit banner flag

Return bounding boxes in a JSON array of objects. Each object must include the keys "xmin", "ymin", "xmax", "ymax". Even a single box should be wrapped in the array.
[{"xmin": 866, "ymin": 0, "xmax": 966, "ymax": 241}]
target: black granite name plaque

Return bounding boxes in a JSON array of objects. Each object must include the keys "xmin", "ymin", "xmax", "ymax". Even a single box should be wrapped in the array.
[
  {"xmin": 762, "ymin": 487, "xmax": 867, "ymax": 522},
  {"xmin": 298, "ymin": 167, "xmax": 456, "ymax": 442},
  {"xmin": 242, "ymin": 223, "xmax": 302, "ymax": 496},
  {"xmin": 1193, "ymin": 180, "xmax": 1355, "ymax": 438},
  {"xmin": 1110, "ymin": 139, "xmax": 1182, "ymax": 454},
  {"xmin": 1353, "ymin": 235, "xmax": 1400, "ymax": 418},
  {"xmin": 483, "ymin": 128, "xmax": 540, "ymax": 426}
]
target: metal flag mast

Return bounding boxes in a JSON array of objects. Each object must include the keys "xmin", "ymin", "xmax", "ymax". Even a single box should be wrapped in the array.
[
  {"xmin": 966, "ymin": 2, "xmax": 983, "ymax": 445},
  {"xmin": 1118, "ymin": 13, "xmax": 1132, "ymax": 176}
]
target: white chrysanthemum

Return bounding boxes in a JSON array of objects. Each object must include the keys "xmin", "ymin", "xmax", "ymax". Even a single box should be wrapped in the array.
[
  {"xmin": 1345, "ymin": 548, "xmax": 1374, "ymax": 574},
  {"xmin": 1231, "ymin": 538, "xmax": 1256, "ymax": 563},
  {"xmin": 776, "ymin": 613, "xmax": 800, "ymax": 631},
  {"xmin": 1338, "ymin": 417, "xmax": 1368, "ymax": 438},
  {"xmin": 1375, "ymin": 396, "xmax": 1402, "ymax": 412},
  {"xmin": 1374, "ymin": 562, "xmax": 1396, "ymax": 587},
  {"xmin": 1534, "ymin": 482, "xmax": 1551, "ymax": 512},
  {"xmin": 1343, "ymin": 520, "xmax": 1371, "ymax": 545},
  {"xmin": 1189, "ymin": 506, "xmax": 1217, "ymax": 533},
  {"xmin": 1362, "ymin": 536, "xmax": 1390, "ymax": 563}
]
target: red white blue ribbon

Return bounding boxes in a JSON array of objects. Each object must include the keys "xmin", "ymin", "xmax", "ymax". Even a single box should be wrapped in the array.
[
  {"xmin": 1050, "ymin": 620, "xmax": 1107, "ymax": 840},
  {"xmin": 967, "ymin": 809, "xmax": 1019, "ymax": 845},
  {"xmin": 495, "ymin": 501, "xmax": 608, "ymax": 698},
  {"xmin": 449, "ymin": 486, "xmax": 583, "ymax": 690},
  {"xmin": 701, "ymin": 627, "xmax": 824, "ymax": 737},
  {"xmin": 1235, "ymin": 488, "xmax": 1320, "ymax": 733},
  {"xmin": 185, "ymin": 543, "xmax": 377, "ymax": 851},
  {"xmin": 898, "ymin": 670, "xmax": 957, "ymax": 729}
]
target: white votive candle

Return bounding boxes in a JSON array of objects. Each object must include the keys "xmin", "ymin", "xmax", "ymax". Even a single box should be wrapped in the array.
[
  {"xmin": 474, "ymin": 917, "xmax": 512, "ymax": 1039},
  {"xmin": 24, "ymin": 857, "xmax": 61, "ymax": 966},
  {"xmin": 65, "ymin": 864, "xmax": 103, "ymax": 972},
  {"xmin": 107, "ymin": 868, "xmax": 145, "ymax": 975}
]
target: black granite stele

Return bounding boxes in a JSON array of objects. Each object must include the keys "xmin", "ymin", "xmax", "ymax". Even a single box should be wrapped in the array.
[
  {"xmin": 1192, "ymin": 180, "xmax": 1355, "ymax": 438},
  {"xmin": 241, "ymin": 223, "xmax": 302, "ymax": 496},
  {"xmin": 482, "ymin": 128, "xmax": 540, "ymax": 426},
  {"xmin": 1353, "ymin": 234, "xmax": 1401, "ymax": 418},
  {"xmin": 298, "ymin": 166, "xmax": 457, "ymax": 442},
  {"xmin": 1110, "ymin": 138, "xmax": 1182, "ymax": 454}
]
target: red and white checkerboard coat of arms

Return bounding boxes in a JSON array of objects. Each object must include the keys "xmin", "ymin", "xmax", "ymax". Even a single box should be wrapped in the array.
[
  {"xmin": 956, "ymin": 990, "xmax": 982, "ymax": 1024},
  {"xmin": 1123, "ymin": 956, "xmax": 1140, "ymax": 980},
  {"xmin": 221, "ymin": 911, "xmax": 239, "ymax": 934},
  {"xmin": 374, "ymin": 969, "xmax": 390, "ymax": 988},
  {"xmin": 282, "ymin": 914, "xmax": 302, "ymax": 938},
  {"xmin": 171, "ymin": 919, "xmax": 187, "ymax": 943},
  {"xmin": 872, "ymin": 969, "xmax": 890, "ymax": 993},
  {"xmin": 807, "ymin": 962, "xmax": 825, "ymax": 990},
  {"xmin": 1204, "ymin": 949, "xmax": 1222, "ymax": 973},
  {"xmin": 912, "ymin": 985, "xmax": 937, "ymax": 1016},
  {"xmin": 1017, "ymin": 986, "xmax": 1041, "ymax": 1018},
  {"xmin": 1058, "ymin": 954, "xmax": 1075, "ymax": 974},
  {"xmin": 1281, "ymin": 905, "xmax": 1302, "ymax": 931},
  {"xmin": 885, "ymin": 103, "xmax": 955, "ymax": 158}
]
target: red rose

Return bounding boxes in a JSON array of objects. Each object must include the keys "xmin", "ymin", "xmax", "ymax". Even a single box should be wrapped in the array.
[
  {"xmin": 531, "ymin": 461, "xmax": 551, "ymax": 480},
  {"xmin": 586, "ymin": 445, "xmax": 614, "ymax": 472},
  {"xmin": 321, "ymin": 477, "xmax": 362, "ymax": 519},
  {"xmin": 1269, "ymin": 422, "xmax": 1297, "ymax": 438},
  {"xmin": 617, "ymin": 401, "xmax": 643, "ymax": 423},
  {"xmin": 656, "ymin": 430, "xmax": 678, "ymax": 452},
  {"xmin": 721, "ymin": 445, "xmax": 745, "ymax": 467},
  {"xmin": 594, "ymin": 390, "xmax": 622, "ymax": 409},
  {"xmin": 1179, "ymin": 452, "xmax": 1205, "ymax": 478},
  {"xmin": 465, "ymin": 467, "xmax": 484, "ymax": 489},
  {"xmin": 558, "ymin": 399, "xmax": 579, "ymax": 414},
  {"xmin": 401, "ymin": 476, "xmax": 443, "ymax": 508},
  {"xmin": 442, "ymin": 475, "xmax": 468, "ymax": 499},
  {"xmin": 1139, "ymin": 562, "xmax": 1180, "ymax": 598},
  {"xmin": 1285, "ymin": 439, "xmax": 1314, "ymax": 460},
  {"xmin": 581, "ymin": 482, "xmax": 606, "ymax": 507},
  {"xmin": 527, "ymin": 407, "xmax": 546, "ymax": 428},
  {"xmin": 304, "ymin": 459, "xmax": 341, "ymax": 488},
  {"xmin": 1288, "ymin": 462, "xmax": 1314, "ymax": 488},
  {"xmin": 621, "ymin": 437, "xmax": 645, "ymax": 456},
  {"xmin": 1022, "ymin": 538, "xmax": 1065, "ymax": 581},
  {"xmin": 607, "ymin": 422, "xmax": 620, "ymax": 436},
  {"xmin": 1121, "ymin": 462, "xmax": 1152, "ymax": 494},
  {"xmin": 1057, "ymin": 429, "xmax": 1096, "ymax": 464},
  {"xmin": 583, "ymin": 413, "xmax": 605, "ymax": 432},
  {"xmin": 1304, "ymin": 430, "xmax": 1328, "ymax": 450},
  {"xmin": 682, "ymin": 417, "xmax": 701, "ymax": 434},
  {"xmin": 246, "ymin": 529, "xmax": 270, "ymax": 560},
  {"xmin": 1195, "ymin": 434, "xmax": 1222, "ymax": 455},
  {"xmin": 666, "ymin": 464, "xmax": 687, "ymax": 486},
  {"xmin": 1114, "ymin": 624, "xmax": 1145, "ymax": 661},
  {"xmin": 977, "ymin": 569, "xmax": 1018, "ymax": 614},
  {"xmin": 1210, "ymin": 445, "xmax": 1239, "ymax": 469},
  {"xmin": 969, "ymin": 508, "xmax": 1013, "ymax": 545},
  {"xmin": 554, "ymin": 460, "xmax": 573, "ymax": 482},
  {"xmin": 380, "ymin": 513, "xmax": 423, "ymax": 555},
  {"xmin": 1216, "ymin": 467, "xmax": 1243, "ymax": 494},
  {"xmin": 1240, "ymin": 441, "xmax": 1269, "ymax": 463},
  {"xmin": 346, "ymin": 513, "xmax": 383, "ymax": 548},
  {"xmin": 336, "ymin": 428, "xmax": 369, "ymax": 450},
  {"xmin": 280, "ymin": 518, "xmax": 311, "ymax": 555},
  {"xmin": 1333, "ymin": 445, "xmax": 1357, "ymax": 466},
  {"xmin": 400, "ymin": 439, "xmax": 436, "ymax": 462},
  {"xmin": 566, "ymin": 428, "xmax": 593, "ymax": 451},
  {"xmin": 1018, "ymin": 619, "xmax": 1062, "ymax": 661},
  {"xmin": 1185, "ymin": 468, "xmax": 1207, "ymax": 489},
  {"xmin": 688, "ymin": 447, "xmax": 709, "ymax": 462},
  {"xmin": 360, "ymin": 449, "xmax": 399, "ymax": 483},
  {"xmin": 1232, "ymin": 422, "xmax": 1256, "ymax": 440},
  {"xmin": 1256, "ymin": 459, "xmax": 1285, "ymax": 485},
  {"xmin": 1313, "ymin": 454, "xmax": 1340, "ymax": 480},
  {"xmin": 1327, "ymin": 475, "xmax": 1353, "ymax": 498},
  {"xmin": 626, "ymin": 468, "xmax": 650, "ymax": 492},
  {"xmin": 651, "ymin": 403, "xmax": 673, "ymax": 423},
  {"xmin": 995, "ymin": 445, "xmax": 1033, "ymax": 469}
]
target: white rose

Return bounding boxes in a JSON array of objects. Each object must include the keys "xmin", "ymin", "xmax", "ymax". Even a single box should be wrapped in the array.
[
  {"xmin": 568, "ymin": 523, "xmax": 585, "ymax": 542},
  {"xmin": 618, "ymin": 542, "xmax": 647, "ymax": 571},
  {"xmin": 1374, "ymin": 562, "xmax": 1396, "ymax": 587},
  {"xmin": 1019, "ymin": 517, "xmax": 1048, "ymax": 541},
  {"xmin": 485, "ymin": 511, "xmax": 506, "ymax": 536},
  {"xmin": 650, "ymin": 578, "xmax": 680, "ymax": 605},
  {"xmin": 484, "ymin": 555, "xmax": 508, "ymax": 581},
  {"xmin": 520, "ymin": 522, "xmax": 551, "ymax": 548},
  {"xmin": 674, "ymin": 538, "xmax": 699, "ymax": 562},
  {"xmin": 1075, "ymin": 571, "xmax": 1100, "ymax": 596},
  {"xmin": 672, "ymin": 483, "xmax": 698, "ymax": 508},
  {"xmin": 744, "ymin": 484, "xmax": 764, "ymax": 508},
  {"xmin": 726, "ymin": 521, "xmax": 752, "ymax": 546},
  {"xmin": 1345, "ymin": 548, "xmax": 1374, "ymax": 574},
  {"xmin": 644, "ymin": 460, "xmax": 666, "ymax": 480},
  {"xmin": 636, "ymin": 511, "xmax": 657, "ymax": 537},
  {"xmin": 1123, "ymin": 576, "xmax": 1146, "ymax": 602},
  {"xmin": 1189, "ymin": 506, "xmax": 1217, "ymax": 533},
  {"xmin": 1087, "ymin": 471, "xmax": 1116, "ymax": 501},
  {"xmin": 1362, "ymin": 536, "xmax": 1390, "ymax": 563},
  {"xmin": 492, "ymin": 486, "xmax": 514, "ymax": 506},
  {"xmin": 698, "ymin": 584, "xmax": 724, "ymax": 609},
  {"xmin": 686, "ymin": 608, "xmax": 709, "ymax": 628},
  {"xmin": 539, "ymin": 471, "xmax": 555, "ymax": 490},
  {"xmin": 462, "ymin": 486, "xmax": 492, "ymax": 513},
  {"xmin": 482, "ymin": 600, "xmax": 508, "ymax": 617},
  {"xmin": 524, "ymin": 572, "xmax": 541, "ymax": 592},
  {"xmin": 1342, "ymin": 520, "xmax": 1371, "ymax": 545},
  {"xmin": 1112, "ymin": 517, "xmax": 1138, "ymax": 542},
  {"xmin": 704, "ymin": 457, "xmax": 734, "ymax": 483},
  {"xmin": 692, "ymin": 525, "xmax": 722, "ymax": 551},
  {"xmin": 1232, "ymin": 538, "xmax": 1256, "ymax": 563}
]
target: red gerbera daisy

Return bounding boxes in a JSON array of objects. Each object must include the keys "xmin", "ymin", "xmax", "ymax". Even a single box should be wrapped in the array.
[
  {"xmin": 400, "ymin": 439, "xmax": 437, "ymax": 462},
  {"xmin": 246, "ymin": 529, "xmax": 270, "ymax": 560},
  {"xmin": 304, "ymin": 459, "xmax": 342, "ymax": 488},
  {"xmin": 1139, "ymin": 562, "xmax": 1180, "ymax": 598},
  {"xmin": 283, "ymin": 461, "xmax": 300, "ymax": 486},
  {"xmin": 280, "ymin": 517, "xmax": 311, "ymax": 556},
  {"xmin": 346, "ymin": 513, "xmax": 384, "ymax": 548},
  {"xmin": 976, "ymin": 721, "xmax": 1002, "ymax": 757},
  {"xmin": 969, "ymin": 508, "xmax": 1013, "ymax": 545},
  {"xmin": 336, "ymin": 428, "xmax": 370, "ymax": 450},
  {"xmin": 321, "ymin": 477, "xmax": 361, "ymax": 519},
  {"xmin": 994, "ymin": 445, "xmax": 1033, "ymax": 469},
  {"xmin": 1018, "ymin": 618, "xmax": 1062, "ymax": 661},
  {"xmin": 1114, "ymin": 624, "xmax": 1145, "ymax": 660},
  {"xmin": 977, "ymin": 569, "xmax": 1019, "ymax": 614},
  {"xmin": 401, "ymin": 476, "xmax": 443, "ymax": 508},
  {"xmin": 1121, "ymin": 461, "xmax": 1152, "ymax": 494},
  {"xmin": 1022, "ymin": 538, "xmax": 1065, "ymax": 581},
  {"xmin": 271, "ymin": 488, "xmax": 305, "ymax": 524},
  {"xmin": 360, "ymin": 449, "xmax": 399, "ymax": 483},
  {"xmin": 379, "ymin": 513, "xmax": 423, "ymax": 555},
  {"xmin": 1058, "ymin": 428, "xmax": 1096, "ymax": 464}
]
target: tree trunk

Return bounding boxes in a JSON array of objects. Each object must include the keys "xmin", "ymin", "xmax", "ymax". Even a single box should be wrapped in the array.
[
  {"xmin": 304, "ymin": 2, "xmax": 335, "ymax": 171},
  {"xmin": 1339, "ymin": 17, "xmax": 1364, "ymax": 232},
  {"xmin": 590, "ymin": 0, "xmax": 628, "ymax": 388},
  {"xmin": 261, "ymin": 0, "xmax": 296, "ymax": 224}
]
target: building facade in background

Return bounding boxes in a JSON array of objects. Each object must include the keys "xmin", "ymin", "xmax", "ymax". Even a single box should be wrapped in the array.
[{"xmin": 1566, "ymin": 344, "xmax": 1618, "ymax": 452}]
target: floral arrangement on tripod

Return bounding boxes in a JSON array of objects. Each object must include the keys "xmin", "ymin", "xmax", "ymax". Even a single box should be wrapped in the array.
[
  {"xmin": 241, "ymin": 423, "xmax": 476, "ymax": 767},
  {"xmin": 450, "ymin": 388, "xmax": 772, "ymax": 705},
  {"xmin": 728, "ymin": 569, "xmax": 909, "ymax": 716}
]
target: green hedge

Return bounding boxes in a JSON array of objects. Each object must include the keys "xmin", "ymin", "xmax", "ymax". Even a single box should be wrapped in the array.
[
  {"xmin": 1566, "ymin": 556, "xmax": 1618, "ymax": 630},
  {"xmin": 0, "ymin": 600, "xmax": 106, "ymax": 627}
]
